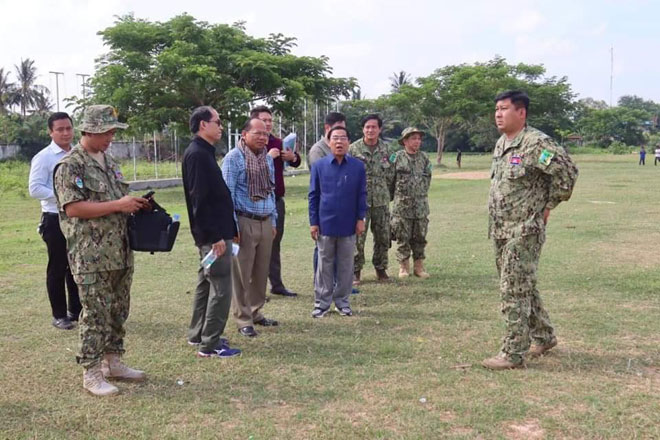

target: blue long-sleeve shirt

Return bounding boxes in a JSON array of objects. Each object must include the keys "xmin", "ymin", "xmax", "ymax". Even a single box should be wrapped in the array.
[
  {"xmin": 309, "ymin": 154, "xmax": 367, "ymax": 237},
  {"xmin": 221, "ymin": 145, "xmax": 277, "ymax": 228}
]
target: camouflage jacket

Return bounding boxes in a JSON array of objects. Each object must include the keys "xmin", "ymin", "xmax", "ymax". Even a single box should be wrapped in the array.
[
  {"xmin": 488, "ymin": 126, "xmax": 578, "ymax": 239},
  {"xmin": 54, "ymin": 144, "xmax": 133, "ymax": 274},
  {"xmin": 391, "ymin": 150, "xmax": 432, "ymax": 218},
  {"xmin": 349, "ymin": 138, "xmax": 397, "ymax": 208}
]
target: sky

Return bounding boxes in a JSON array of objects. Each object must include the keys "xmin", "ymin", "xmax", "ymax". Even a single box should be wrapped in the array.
[{"xmin": 2, "ymin": 0, "xmax": 659, "ymax": 112}]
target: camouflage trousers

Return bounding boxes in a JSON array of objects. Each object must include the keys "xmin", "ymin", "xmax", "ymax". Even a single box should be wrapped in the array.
[
  {"xmin": 354, "ymin": 205, "xmax": 390, "ymax": 272},
  {"xmin": 391, "ymin": 216, "xmax": 428, "ymax": 262},
  {"xmin": 494, "ymin": 233, "xmax": 554, "ymax": 364},
  {"xmin": 73, "ymin": 268, "xmax": 133, "ymax": 368}
]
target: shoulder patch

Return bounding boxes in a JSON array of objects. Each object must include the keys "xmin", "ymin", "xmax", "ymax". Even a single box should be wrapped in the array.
[
  {"xmin": 389, "ymin": 153, "xmax": 396, "ymax": 163},
  {"xmin": 539, "ymin": 149, "xmax": 554, "ymax": 166},
  {"xmin": 75, "ymin": 176, "xmax": 84, "ymax": 189}
]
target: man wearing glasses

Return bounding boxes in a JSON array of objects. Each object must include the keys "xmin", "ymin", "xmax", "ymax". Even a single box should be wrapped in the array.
[
  {"xmin": 221, "ymin": 118, "xmax": 279, "ymax": 337},
  {"xmin": 309, "ymin": 127, "xmax": 367, "ymax": 318}
]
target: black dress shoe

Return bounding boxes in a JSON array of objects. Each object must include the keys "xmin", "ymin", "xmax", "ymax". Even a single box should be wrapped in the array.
[
  {"xmin": 238, "ymin": 326, "xmax": 258, "ymax": 337},
  {"xmin": 255, "ymin": 317, "xmax": 279, "ymax": 327},
  {"xmin": 271, "ymin": 288, "xmax": 297, "ymax": 297},
  {"xmin": 52, "ymin": 318, "xmax": 75, "ymax": 330}
]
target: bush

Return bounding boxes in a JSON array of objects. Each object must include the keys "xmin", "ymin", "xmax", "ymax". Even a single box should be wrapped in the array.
[{"xmin": 607, "ymin": 141, "xmax": 635, "ymax": 155}]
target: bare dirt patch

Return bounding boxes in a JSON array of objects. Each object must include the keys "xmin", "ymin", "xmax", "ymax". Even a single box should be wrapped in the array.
[
  {"xmin": 436, "ymin": 171, "xmax": 490, "ymax": 180},
  {"xmin": 505, "ymin": 419, "xmax": 545, "ymax": 439}
]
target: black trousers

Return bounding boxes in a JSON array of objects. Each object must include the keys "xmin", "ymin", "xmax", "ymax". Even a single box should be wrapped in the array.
[
  {"xmin": 268, "ymin": 197, "xmax": 286, "ymax": 291},
  {"xmin": 39, "ymin": 213, "xmax": 81, "ymax": 320}
]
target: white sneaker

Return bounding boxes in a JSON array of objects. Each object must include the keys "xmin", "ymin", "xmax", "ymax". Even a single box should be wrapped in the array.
[{"xmin": 83, "ymin": 364, "xmax": 119, "ymax": 396}]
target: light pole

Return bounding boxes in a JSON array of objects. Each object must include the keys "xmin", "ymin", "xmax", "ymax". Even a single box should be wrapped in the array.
[
  {"xmin": 49, "ymin": 71, "xmax": 64, "ymax": 111},
  {"xmin": 77, "ymin": 73, "xmax": 90, "ymax": 100}
]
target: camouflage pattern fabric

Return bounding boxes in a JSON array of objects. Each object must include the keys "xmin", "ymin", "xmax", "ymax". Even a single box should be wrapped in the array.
[
  {"xmin": 348, "ymin": 138, "xmax": 397, "ymax": 208},
  {"xmin": 74, "ymin": 268, "xmax": 133, "ymax": 368},
  {"xmin": 76, "ymin": 105, "xmax": 128, "ymax": 133},
  {"xmin": 354, "ymin": 205, "xmax": 390, "ymax": 272},
  {"xmin": 391, "ymin": 216, "xmax": 428, "ymax": 262},
  {"xmin": 54, "ymin": 144, "xmax": 133, "ymax": 275},
  {"xmin": 390, "ymin": 150, "xmax": 432, "ymax": 219},
  {"xmin": 488, "ymin": 126, "xmax": 578, "ymax": 239},
  {"xmin": 488, "ymin": 126, "xmax": 577, "ymax": 363},
  {"xmin": 494, "ymin": 233, "xmax": 554, "ymax": 364}
]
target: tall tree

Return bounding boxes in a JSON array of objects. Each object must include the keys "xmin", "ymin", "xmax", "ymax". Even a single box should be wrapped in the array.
[
  {"xmin": 88, "ymin": 14, "xmax": 356, "ymax": 133},
  {"xmin": 0, "ymin": 68, "xmax": 15, "ymax": 114},
  {"xmin": 11, "ymin": 59, "xmax": 49, "ymax": 117},
  {"xmin": 389, "ymin": 71, "xmax": 412, "ymax": 93}
]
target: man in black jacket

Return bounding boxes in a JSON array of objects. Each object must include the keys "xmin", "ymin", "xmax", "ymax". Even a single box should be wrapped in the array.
[{"xmin": 182, "ymin": 106, "xmax": 241, "ymax": 358}]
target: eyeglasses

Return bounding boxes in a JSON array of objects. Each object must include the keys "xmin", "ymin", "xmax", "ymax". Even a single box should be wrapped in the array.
[
  {"xmin": 330, "ymin": 136, "xmax": 348, "ymax": 141},
  {"xmin": 249, "ymin": 131, "xmax": 269, "ymax": 138},
  {"xmin": 207, "ymin": 119, "xmax": 223, "ymax": 127}
]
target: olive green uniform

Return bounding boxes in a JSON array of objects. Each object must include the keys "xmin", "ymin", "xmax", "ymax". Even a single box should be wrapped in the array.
[
  {"xmin": 390, "ymin": 150, "xmax": 432, "ymax": 262},
  {"xmin": 349, "ymin": 138, "xmax": 396, "ymax": 272},
  {"xmin": 54, "ymin": 144, "xmax": 133, "ymax": 368},
  {"xmin": 489, "ymin": 126, "xmax": 578, "ymax": 364}
]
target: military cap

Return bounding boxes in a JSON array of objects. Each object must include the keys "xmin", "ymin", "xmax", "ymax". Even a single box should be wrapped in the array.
[
  {"xmin": 399, "ymin": 127, "xmax": 425, "ymax": 145},
  {"xmin": 78, "ymin": 105, "xmax": 128, "ymax": 133}
]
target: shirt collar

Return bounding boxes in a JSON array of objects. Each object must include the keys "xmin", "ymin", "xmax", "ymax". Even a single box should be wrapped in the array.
[
  {"xmin": 47, "ymin": 140, "xmax": 71, "ymax": 155},
  {"xmin": 193, "ymin": 135, "xmax": 216, "ymax": 152}
]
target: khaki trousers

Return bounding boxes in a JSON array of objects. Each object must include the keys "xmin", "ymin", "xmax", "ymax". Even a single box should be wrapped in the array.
[{"xmin": 232, "ymin": 216, "xmax": 273, "ymax": 327}]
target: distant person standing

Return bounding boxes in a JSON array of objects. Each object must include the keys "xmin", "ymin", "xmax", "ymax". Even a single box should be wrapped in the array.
[
  {"xmin": 483, "ymin": 90, "xmax": 578, "ymax": 371},
  {"xmin": 349, "ymin": 114, "xmax": 396, "ymax": 284},
  {"xmin": 250, "ymin": 105, "xmax": 301, "ymax": 298},
  {"xmin": 655, "ymin": 144, "xmax": 660, "ymax": 166},
  {"xmin": 390, "ymin": 128, "xmax": 432, "ymax": 279},
  {"xmin": 456, "ymin": 148, "xmax": 462, "ymax": 168},
  {"xmin": 29, "ymin": 112, "xmax": 82, "ymax": 330},
  {"xmin": 639, "ymin": 146, "xmax": 646, "ymax": 165},
  {"xmin": 309, "ymin": 126, "xmax": 367, "ymax": 318}
]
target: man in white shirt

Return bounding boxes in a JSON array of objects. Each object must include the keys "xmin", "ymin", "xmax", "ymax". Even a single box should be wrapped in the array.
[{"xmin": 29, "ymin": 112, "xmax": 81, "ymax": 330}]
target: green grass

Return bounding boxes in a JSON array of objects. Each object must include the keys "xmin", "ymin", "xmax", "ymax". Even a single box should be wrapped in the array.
[{"xmin": 1, "ymin": 154, "xmax": 659, "ymax": 439}]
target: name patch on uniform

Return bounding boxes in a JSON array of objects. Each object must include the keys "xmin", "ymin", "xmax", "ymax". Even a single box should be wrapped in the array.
[
  {"xmin": 539, "ymin": 149, "xmax": 554, "ymax": 166},
  {"xmin": 75, "ymin": 176, "xmax": 84, "ymax": 189},
  {"xmin": 510, "ymin": 155, "xmax": 522, "ymax": 165}
]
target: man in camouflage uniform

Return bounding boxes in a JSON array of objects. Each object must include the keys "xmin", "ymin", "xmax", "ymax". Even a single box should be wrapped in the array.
[
  {"xmin": 349, "ymin": 114, "xmax": 396, "ymax": 283},
  {"xmin": 483, "ymin": 90, "xmax": 578, "ymax": 370},
  {"xmin": 54, "ymin": 105, "xmax": 150, "ymax": 395},
  {"xmin": 390, "ymin": 127, "xmax": 432, "ymax": 279}
]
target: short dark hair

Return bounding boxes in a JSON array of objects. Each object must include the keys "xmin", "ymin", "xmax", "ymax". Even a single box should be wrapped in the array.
[
  {"xmin": 249, "ymin": 105, "xmax": 271, "ymax": 118},
  {"xmin": 324, "ymin": 112, "xmax": 346, "ymax": 126},
  {"xmin": 48, "ymin": 112, "xmax": 72, "ymax": 131},
  {"xmin": 494, "ymin": 90, "xmax": 530, "ymax": 113},
  {"xmin": 242, "ymin": 117, "xmax": 264, "ymax": 132},
  {"xmin": 360, "ymin": 113, "xmax": 382, "ymax": 128},
  {"xmin": 189, "ymin": 106, "xmax": 215, "ymax": 134},
  {"xmin": 326, "ymin": 126, "xmax": 350, "ymax": 140}
]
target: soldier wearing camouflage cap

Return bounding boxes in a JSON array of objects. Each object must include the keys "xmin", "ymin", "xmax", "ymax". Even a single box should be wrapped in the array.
[
  {"xmin": 54, "ymin": 105, "xmax": 151, "ymax": 396},
  {"xmin": 482, "ymin": 91, "xmax": 578, "ymax": 371},
  {"xmin": 390, "ymin": 127, "xmax": 432, "ymax": 279},
  {"xmin": 349, "ymin": 114, "xmax": 398, "ymax": 284}
]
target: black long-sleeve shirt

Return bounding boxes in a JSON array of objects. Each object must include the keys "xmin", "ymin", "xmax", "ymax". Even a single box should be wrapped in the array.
[{"xmin": 182, "ymin": 136, "xmax": 237, "ymax": 246}]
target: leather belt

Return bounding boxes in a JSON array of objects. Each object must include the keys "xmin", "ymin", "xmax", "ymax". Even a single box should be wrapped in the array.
[{"xmin": 236, "ymin": 211, "xmax": 270, "ymax": 221}]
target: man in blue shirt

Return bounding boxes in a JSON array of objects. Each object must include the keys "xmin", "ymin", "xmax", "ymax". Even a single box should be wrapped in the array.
[
  {"xmin": 309, "ymin": 126, "xmax": 367, "ymax": 318},
  {"xmin": 221, "ymin": 118, "xmax": 278, "ymax": 337}
]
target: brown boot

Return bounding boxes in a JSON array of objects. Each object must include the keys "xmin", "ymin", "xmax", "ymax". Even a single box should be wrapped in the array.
[
  {"xmin": 83, "ymin": 364, "xmax": 119, "ymax": 396},
  {"xmin": 481, "ymin": 354, "xmax": 525, "ymax": 370},
  {"xmin": 413, "ymin": 260, "xmax": 430, "ymax": 278},
  {"xmin": 375, "ymin": 268, "xmax": 390, "ymax": 282},
  {"xmin": 398, "ymin": 260, "xmax": 410, "ymax": 278},
  {"xmin": 529, "ymin": 338, "xmax": 558, "ymax": 358},
  {"xmin": 352, "ymin": 270, "xmax": 361, "ymax": 286},
  {"xmin": 102, "ymin": 353, "xmax": 147, "ymax": 382}
]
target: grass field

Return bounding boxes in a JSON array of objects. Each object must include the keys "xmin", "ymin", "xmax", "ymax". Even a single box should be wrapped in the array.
[{"xmin": 0, "ymin": 153, "xmax": 658, "ymax": 439}]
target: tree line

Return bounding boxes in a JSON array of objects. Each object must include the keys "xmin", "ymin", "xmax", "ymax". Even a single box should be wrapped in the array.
[{"xmin": 2, "ymin": 14, "xmax": 659, "ymax": 162}]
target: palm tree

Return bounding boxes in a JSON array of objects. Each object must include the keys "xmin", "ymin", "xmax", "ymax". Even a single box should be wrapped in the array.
[
  {"xmin": 389, "ymin": 71, "xmax": 412, "ymax": 93},
  {"xmin": 0, "ymin": 68, "xmax": 14, "ymax": 114},
  {"xmin": 11, "ymin": 59, "xmax": 49, "ymax": 117}
]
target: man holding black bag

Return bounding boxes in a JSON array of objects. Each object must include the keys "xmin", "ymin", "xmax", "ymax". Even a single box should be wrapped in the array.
[
  {"xmin": 182, "ymin": 106, "xmax": 242, "ymax": 359},
  {"xmin": 54, "ymin": 105, "xmax": 150, "ymax": 396}
]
